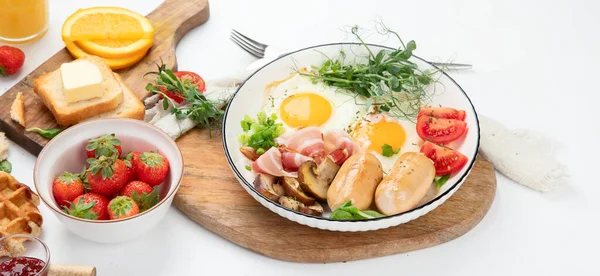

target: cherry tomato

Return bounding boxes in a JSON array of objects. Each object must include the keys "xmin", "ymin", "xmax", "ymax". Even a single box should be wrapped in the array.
[
  {"xmin": 420, "ymin": 141, "xmax": 468, "ymax": 176},
  {"xmin": 418, "ymin": 107, "xmax": 466, "ymax": 121},
  {"xmin": 160, "ymin": 86, "xmax": 185, "ymax": 104},
  {"xmin": 161, "ymin": 71, "xmax": 206, "ymax": 104},
  {"xmin": 174, "ymin": 71, "xmax": 206, "ymax": 93},
  {"xmin": 416, "ymin": 115, "xmax": 467, "ymax": 143}
]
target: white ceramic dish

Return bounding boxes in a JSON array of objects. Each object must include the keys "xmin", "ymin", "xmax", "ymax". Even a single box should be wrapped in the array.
[
  {"xmin": 223, "ymin": 43, "xmax": 480, "ymax": 232},
  {"xmin": 34, "ymin": 119, "xmax": 183, "ymax": 243}
]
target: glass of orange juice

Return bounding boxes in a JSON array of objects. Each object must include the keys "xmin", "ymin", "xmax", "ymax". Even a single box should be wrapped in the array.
[{"xmin": 0, "ymin": 0, "xmax": 49, "ymax": 43}]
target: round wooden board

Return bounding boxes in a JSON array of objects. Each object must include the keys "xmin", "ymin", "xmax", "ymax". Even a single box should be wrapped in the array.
[{"xmin": 173, "ymin": 128, "xmax": 496, "ymax": 263}]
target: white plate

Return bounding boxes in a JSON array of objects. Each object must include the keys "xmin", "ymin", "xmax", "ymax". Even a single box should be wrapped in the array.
[{"xmin": 222, "ymin": 43, "xmax": 480, "ymax": 231}]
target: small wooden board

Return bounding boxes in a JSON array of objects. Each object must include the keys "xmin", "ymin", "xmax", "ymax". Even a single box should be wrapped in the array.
[
  {"xmin": 173, "ymin": 128, "xmax": 497, "ymax": 263},
  {"xmin": 0, "ymin": 0, "xmax": 210, "ymax": 156}
]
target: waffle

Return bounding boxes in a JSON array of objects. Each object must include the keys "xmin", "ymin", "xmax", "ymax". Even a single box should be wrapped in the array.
[{"xmin": 0, "ymin": 172, "xmax": 43, "ymax": 257}]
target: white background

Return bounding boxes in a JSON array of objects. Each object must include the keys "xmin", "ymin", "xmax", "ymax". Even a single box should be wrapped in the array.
[{"xmin": 1, "ymin": 0, "xmax": 598, "ymax": 275}]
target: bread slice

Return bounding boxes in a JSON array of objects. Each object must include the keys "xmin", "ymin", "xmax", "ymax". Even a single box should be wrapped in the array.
[
  {"xmin": 0, "ymin": 133, "xmax": 8, "ymax": 161},
  {"xmin": 10, "ymin": 92, "xmax": 25, "ymax": 127},
  {"xmin": 33, "ymin": 56, "xmax": 123, "ymax": 126},
  {"xmin": 84, "ymin": 73, "xmax": 145, "ymax": 122}
]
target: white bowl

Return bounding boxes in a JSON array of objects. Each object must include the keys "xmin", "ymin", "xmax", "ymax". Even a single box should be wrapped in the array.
[
  {"xmin": 223, "ymin": 43, "xmax": 480, "ymax": 232},
  {"xmin": 34, "ymin": 119, "xmax": 183, "ymax": 243}
]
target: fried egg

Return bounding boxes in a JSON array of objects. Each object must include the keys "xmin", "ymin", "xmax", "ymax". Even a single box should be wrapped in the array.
[
  {"xmin": 262, "ymin": 73, "xmax": 367, "ymax": 133},
  {"xmin": 350, "ymin": 114, "xmax": 421, "ymax": 172}
]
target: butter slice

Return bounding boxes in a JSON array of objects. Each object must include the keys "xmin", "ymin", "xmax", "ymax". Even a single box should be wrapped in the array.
[{"xmin": 60, "ymin": 60, "xmax": 104, "ymax": 103}]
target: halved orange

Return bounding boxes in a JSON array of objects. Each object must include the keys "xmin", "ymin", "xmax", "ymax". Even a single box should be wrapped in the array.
[
  {"xmin": 62, "ymin": 7, "xmax": 154, "ymax": 58},
  {"xmin": 64, "ymin": 40, "xmax": 148, "ymax": 70}
]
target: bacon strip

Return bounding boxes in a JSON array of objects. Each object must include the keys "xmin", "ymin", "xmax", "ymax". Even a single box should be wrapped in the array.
[
  {"xmin": 323, "ymin": 130, "xmax": 357, "ymax": 165},
  {"xmin": 281, "ymin": 150, "xmax": 313, "ymax": 172},
  {"xmin": 250, "ymin": 147, "xmax": 296, "ymax": 177},
  {"xmin": 283, "ymin": 126, "xmax": 326, "ymax": 163}
]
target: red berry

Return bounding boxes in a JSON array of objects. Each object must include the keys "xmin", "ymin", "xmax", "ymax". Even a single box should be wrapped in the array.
[
  {"xmin": 52, "ymin": 172, "xmax": 85, "ymax": 208},
  {"xmin": 134, "ymin": 152, "xmax": 169, "ymax": 186},
  {"xmin": 87, "ymin": 156, "xmax": 129, "ymax": 197},
  {"xmin": 120, "ymin": 181, "xmax": 160, "ymax": 212},
  {"xmin": 120, "ymin": 181, "xmax": 153, "ymax": 197},
  {"xmin": 0, "ymin": 46, "xmax": 25, "ymax": 76},
  {"xmin": 107, "ymin": 196, "xmax": 139, "ymax": 220},
  {"xmin": 85, "ymin": 134, "xmax": 122, "ymax": 158},
  {"xmin": 121, "ymin": 152, "xmax": 138, "ymax": 183},
  {"xmin": 64, "ymin": 193, "xmax": 110, "ymax": 220}
]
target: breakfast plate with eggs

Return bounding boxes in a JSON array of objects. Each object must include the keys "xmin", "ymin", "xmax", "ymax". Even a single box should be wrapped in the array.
[{"xmin": 223, "ymin": 43, "xmax": 479, "ymax": 231}]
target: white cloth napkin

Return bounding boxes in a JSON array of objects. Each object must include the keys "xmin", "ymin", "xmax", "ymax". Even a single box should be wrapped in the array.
[{"xmin": 144, "ymin": 58, "xmax": 567, "ymax": 192}]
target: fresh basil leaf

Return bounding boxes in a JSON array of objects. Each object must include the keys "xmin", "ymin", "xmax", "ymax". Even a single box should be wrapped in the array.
[
  {"xmin": 0, "ymin": 160, "xmax": 11, "ymax": 173},
  {"xmin": 435, "ymin": 174, "xmax": 451, "ymax": 190},
  {"xmin": 26, "ymin": 127, "xmax": 62, "ymax": 139},
  {"xmin": 339, "ymin": 200, "xmax": 353, "ymax": 209},
  {"xmin": 330, "ymin": 201, "xmax": 384, "ymax": 220},
  {"xmin": 330, "ymin": 210, "xmax": 354, "ymax": 220},
  {"xmin": 358, "ymin": 210, "xmax": 384, "ymax": 219}
]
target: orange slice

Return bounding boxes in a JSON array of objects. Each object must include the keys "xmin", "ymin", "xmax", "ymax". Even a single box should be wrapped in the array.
[
  {"xmin": 62, "ymin": 7, "xmax": 154, "ymax": 58},
  {"xmin": 64, "ymin": 40, "xmax": 148, "ymax": 70}
]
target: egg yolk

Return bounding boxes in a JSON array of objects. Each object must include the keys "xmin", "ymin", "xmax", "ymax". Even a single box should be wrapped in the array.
[
  {"xmin": 352, "ymin": 119, "xmax": 406, "ymax": 153},
  {"xmin": 280, "ymin": 93, "xmax": 332, "ymax": 128}
]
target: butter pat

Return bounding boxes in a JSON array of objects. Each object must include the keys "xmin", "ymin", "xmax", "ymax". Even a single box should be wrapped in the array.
[{"xmin": 60, "ymin": 60, "xmax": 104, "ymax": 103}]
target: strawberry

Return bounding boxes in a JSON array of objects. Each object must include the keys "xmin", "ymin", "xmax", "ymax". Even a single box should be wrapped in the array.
[
  {"xmin": 85, "ymin": 134, "xmax": 122, "ymax": 158},
  {"xmin": 52, "ymin": 171, "xmax": 84, "ymax": 208},
  {"xmin": 107, "ymin": 196, "xmax": 139, "ymax": 219},
  {"xmin": 0, "ymin": 46, "xmax": 25, "ymax": 76},
  {"xmin": 63, "ymin": 193, "xmax": 110, "ymax": 220},
  {"xmin": 87, "ymin": 156, "xmax": 129, "ymax": 197},
  {"xmin": 119, "ymin": 181, "xmax": 160, "ymax": 212},
  {"xmin": 134, "ymin": 151, "xmax": 170, "ymax": 186},
  {"xmin": 121, "ymin": 152, "xmax": 138, "ymax": 183}
]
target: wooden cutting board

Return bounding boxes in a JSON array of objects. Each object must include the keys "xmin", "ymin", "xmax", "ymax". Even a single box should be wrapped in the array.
[
  {"xmin": 0, "ymin": 0, "xmax": 210, "ymax": 156},
  {"xmin": 173, "ymin": 128, "xmax": 497, "ymax": 263}
]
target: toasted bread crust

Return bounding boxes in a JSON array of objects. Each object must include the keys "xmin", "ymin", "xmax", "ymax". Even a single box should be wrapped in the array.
[
  {"xmin": 10, "ymin": 92, "xmax": 25, "ymax": 127},
  {"xmin": 114, "ymin": 74, "xmax": 145, "ymax": 120},
  {"xmin": 84, "ymin": 73, "xmax": 145, "ymax": 122}
]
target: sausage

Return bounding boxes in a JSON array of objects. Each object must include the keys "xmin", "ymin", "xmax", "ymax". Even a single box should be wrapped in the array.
[
  {"xmin": 375, "ymin": 152, "xmax": 436, "ymax": 216},
  {"xmin": 327, "ymin": 152, "xmax": 383, "ymax": 210}
]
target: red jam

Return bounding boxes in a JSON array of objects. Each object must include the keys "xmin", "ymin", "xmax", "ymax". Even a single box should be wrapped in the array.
[{"xmin": 0, "ymin": 257, "xmax": 46, "ymax": 276}]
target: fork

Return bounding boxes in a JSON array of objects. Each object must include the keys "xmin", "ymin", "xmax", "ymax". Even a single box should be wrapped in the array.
[{"xmin": 230, "ymin": 29, "xmax": 473, "ymax": 70}]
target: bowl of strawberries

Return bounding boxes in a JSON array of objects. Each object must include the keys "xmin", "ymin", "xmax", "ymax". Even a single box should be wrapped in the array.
[{"xmin": 33, "ymin": 119, "xmax": 183, "ymax": 243}]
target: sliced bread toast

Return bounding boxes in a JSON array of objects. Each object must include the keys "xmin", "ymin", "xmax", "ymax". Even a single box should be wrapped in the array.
[
  {"xmin": 33, "ymin": 56, "xmax": 123, "ymax": 126},
  {"xmin": 10, "ymin": 92, "xmax": 25, "ymax": 127},
  {"xmin": 84, "ymin": 73, "xmax": 145, "ymax": 122}
]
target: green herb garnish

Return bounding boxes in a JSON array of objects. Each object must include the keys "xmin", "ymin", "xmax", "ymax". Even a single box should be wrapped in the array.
[
  {"xmin": 145, "ymin": 63, "xmax": 224, "ymax": 136},
  {"xmin": 26, "ymin": 127, "xmax": 62, "ymax": 139},
  {"xmin": 381, "ymin": 144, "xmax": 400, "ymax": 157},
  {"xmin": 435, "ymin": 174, "xmax": 450, "ymax": 191},
  {"xmin": 238, "ymin": 111, "xmax": 284, "ymax": 153},
  {"xmin": 0, "ymin": 160, "xmax": 11, "ymax": 173},
  {"xmin": 245, "ymin": 165, "xmax": 251, "ymax": 171},
  {"xmin": 330, "ymin": 201, "xmax": 384, "ymax": 220},
  {"xmin": 300, "ymin": 24, "xmax": 440, "ymax": 122}
]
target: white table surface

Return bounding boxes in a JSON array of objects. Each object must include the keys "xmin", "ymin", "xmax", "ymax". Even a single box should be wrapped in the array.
[{"xmin": 1, "ymin": 0, "xmax": 598, "ymax": 275}]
